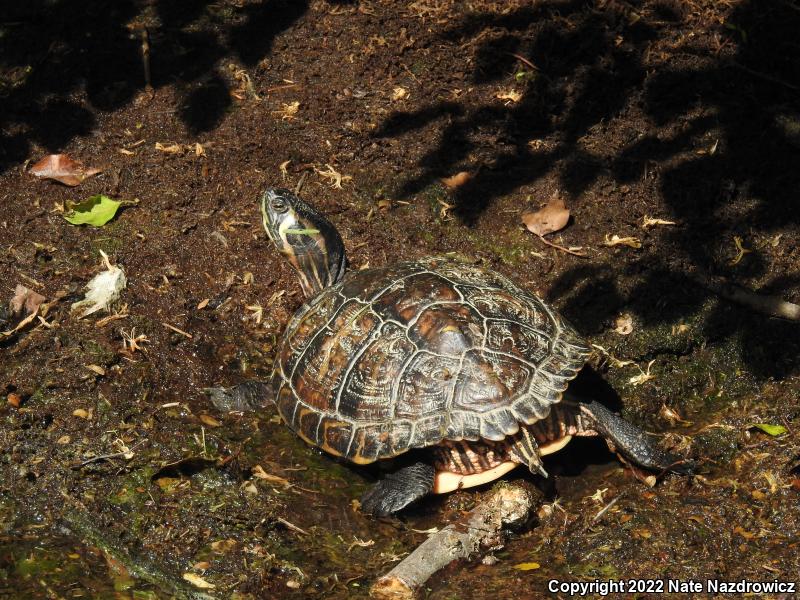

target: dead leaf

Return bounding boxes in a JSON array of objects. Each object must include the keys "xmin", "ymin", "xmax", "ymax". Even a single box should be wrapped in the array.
[
  {"xmin": 197, "ymin": 298, "xmax": 210, "ymax": 310},
  {"xmin": 85, "ymin": 364, "xmax": 106, "ymax": 376},
  {"xmin": 252, "ymin": 465, "xmax": 290, "ymax": 486},
  {"xmin": 659, "ymin": 404, "xmax": 691, "ymax": 425},
  {"xmin": 629, "ymin": 360, "xmax": 656, "ymax": 386},
  {"xmin": 441, "ymin": 171, "xmax": 471, "ymax": 189},
  {"xmin": 730, "ymin": 236, "xmax": 751, "ymax": 265},
  {"xmin": 315, "ymin": 164, "xmax": 351, "ymax": 189},
  {"xmin": 495, "ymin": 89, "xmax": 522, "ymax": 103},
  {"xmin": 182, "ymin": 573, "xmax": 215, "ymax": 589},
  {"xmin": 603, "ymin": 234, "xmax": 642, "ymax": 249},
  {"xmin": 10, "ymin": 285, "xmax": 45, "ymax": 317},
  {"xmin": 642, "ymin": 215, "xmax": 676, "ymax": 228},
  {"xmin": 29, "ymin": 154, "xmax": 102, "ymax": 186},
  {"xmin": 7, "ymin": 393, "xmax": 21, "ymax": 408},
  {"xmin": 274, "ymin": 101, "xmax": 300, "ymax": 120},
  {"xmin": 613, "ymin": 313, "xmax": 634, "ymax": 335},
  {"xmin": 154, "ymin": 142, "xmax": 184, "ymax": 154},
  {"xmin": 199, "ymin": 414, "xmax": 221, "ymax": 427},
  {"xmin": 72, "ymin": 408, "xmax": 90, "ymax": 419},
  {"xmin": 522, "ymin": 194, "xmax": 570, "ymax": 237},
  {"xmin": 72, "ymin": 251, "xmax": 126, "ymax": 317},
  {"xmin": 391, "ymin": 86, "xmax": 408, "ymax": 100},
  {"xmin": 211, "ymin": 539, "xmax": 238, "ymax": 554}
]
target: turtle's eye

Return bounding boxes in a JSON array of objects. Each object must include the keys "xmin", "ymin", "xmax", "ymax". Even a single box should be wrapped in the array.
[{"xmin": 271, "ymin": 197, "xmax": 289, "ymax": 214}]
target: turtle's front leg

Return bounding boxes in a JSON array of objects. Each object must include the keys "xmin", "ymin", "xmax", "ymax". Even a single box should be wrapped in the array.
[
  {"xmin": 361, "ymin": 462, "xmax": 436, "ymax": 517},
  {"xmin": 579, "ymin": 401, "xmax": 694, "ymax": 474}
]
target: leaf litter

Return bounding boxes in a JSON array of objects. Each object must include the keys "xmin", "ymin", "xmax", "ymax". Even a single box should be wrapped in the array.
[
  {"xmin": 71, "ymin": 250, "xmax": 127, "ymax": 317},
  {"xmin": 521, "ymin": 193, "xmax": 570, "ymax": 236},
  {"xmin": 29, "ymin": 154, "xmax": 102, "ymax": 186},
  {"xmin": 64, "ymin": 195, "xmax": 132, "ymax": 227}
]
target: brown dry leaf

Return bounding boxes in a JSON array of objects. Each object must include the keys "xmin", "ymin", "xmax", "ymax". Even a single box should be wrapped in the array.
[
  {"xmin": 495, "ymin": 89, "xmax": 522, "ymax": 103},
  {"xmin": 642, "ymin": 215, "xmax": 677, "ymax": 228},
  {"xmin": 85, "ymin": 364, "xmax": 106, "ymax": 376},
  {"xmin": 274, "ymin": 101, "xmax": 300, "ymax": 120},
  {"xmin": 659, "ymin": 404, "xmax": 691, "ymax": 426},
  {"xmin": 315, "ymin": 164, "xmax": 351, "ymax": 189},
  {"xmin": 182, "ymin": 573, "xmax": 216, "ymax": 590},
  {"xmin": 7, "ymin": 393, "xmax": 21, "ymax": 408},
  {"xmin": 441, "ymin": 171, "xmax": 471, "ymax": 189},
  {"xmin": 199, "ymin": 414, "xmax": 221, "ymax": 427},
  {"xmin": 57, "ymin": 435, "xmax": 71, "ymax": 445},
  {"xmin": 29, "ymin": 154, "xmax": 102, "ymax": 186},
  {"xmin": 10, "ymin": 285, "xmax": 45, "ymax": 317},
  {"xmin": 155, "ymin": 142, "xmax": 184, "ymax": 154},
  {"xmin": 252, "ymin": 465, "xmax": 289, "ymax": 486},
  {"xmin": 730, "ymin": 236, "xmax": 751, "ymax": 265},
  {"xmin": 197, "ymin": 298, "xmax": 210, "ymax": 309},
  {"xmin": 193, "ymin": 561, "xmax": 210, "ymax": 571},
  {"xmin": 211, "ymin": 539, "xmax": 238, "ymax": 554},
  {"xmin": 72, "ymin": 408, "xmax": 90, "ymax": 419},
  {"xmin": 521, "ymin": 194, "xmax": 570, "ymax": 237},
  {"xmin": 613, "ymin": 313, "xmax": 634, "ymax": 335},
  {"xmin": 604, "ymin": 234, "xmax": 642, "ymax": 249},
  {"xmin": 733, "ymin": 526, "xmax": 756, "ymax": 540},
  {"xmin": 391, "ymin": 86, "xmax": 408, "ymax": 101},
  {"xmin": 629, "ymin": 360, "xmax": 656, "ymax": 386}
]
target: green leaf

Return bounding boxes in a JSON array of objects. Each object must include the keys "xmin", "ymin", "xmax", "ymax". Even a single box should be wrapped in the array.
[
  {"xmin": 751, "ymin": 423, "xmax": 787, "ymax": 436},
  {"xmin": 64, "ymin": 195, "xmax": 122, "ymax": 227},
  {"xmin": 513, "ymin": 562, "xmax": 541, "ymax": 571},
  {"xmin": 285, "ymin": 228, "xmax": 320, "ymax": 235}
]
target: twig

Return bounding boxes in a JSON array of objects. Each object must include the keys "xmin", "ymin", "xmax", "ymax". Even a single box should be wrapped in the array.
[
  {"xmin": 507, "ymin": 52, "xmax": 540, "ymax": 72},
  {"xmin": 162, "ymin": 322, "xmax": 193, "ymax": 338},
  {"xmin": 294, "ymin": 171, "xmax": 309, "ymax": 195},
  {"xmin": 693, "ymin": 274, "xmax": 800, "ymax": 321},
  {"xmin": 590, "ymin": 493, "xmax": 623, "ymax": 525},
  {"xmin": 275, "ymin": 517, "xmax": 309, "ymax": 536},
  {"xmin": 370, "ymin": 484, "xmax": 537, "ymax": 600},
  {"xmin": 534, "ymin": 234, "xmax": 588, "ymax": 258},
  {"xmin": 265, "ymin": 83, "xmax": 298, "ymax": 93},
  {"xmin": 71, "ymin": 440, "xmax": 148, "ymax": 469}
]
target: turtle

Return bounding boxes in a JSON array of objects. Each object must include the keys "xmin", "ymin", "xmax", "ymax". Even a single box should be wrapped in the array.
[{"xmin": 208, "ymin": 188, "xmax": 691, "ymax": 517}]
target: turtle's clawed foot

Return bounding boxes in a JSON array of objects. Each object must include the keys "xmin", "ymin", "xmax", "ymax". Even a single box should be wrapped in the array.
[
  {"xmin": 580, "ymin": 401, "xmax": 695, "ymax": 475},
  {"xmin": 360, "ymin": 462, "xmax": 435, "ymax": 517}
]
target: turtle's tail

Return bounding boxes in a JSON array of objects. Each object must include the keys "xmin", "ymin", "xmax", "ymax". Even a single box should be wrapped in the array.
[{"xmin": 204, "ymin": 380, "xmax": 273, "ymax": 412}]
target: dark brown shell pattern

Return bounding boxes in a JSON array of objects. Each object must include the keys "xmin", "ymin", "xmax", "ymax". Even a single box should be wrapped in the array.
[{"xmin": 272, "ymin": 258, "xmax": 590, "ymax": 464}]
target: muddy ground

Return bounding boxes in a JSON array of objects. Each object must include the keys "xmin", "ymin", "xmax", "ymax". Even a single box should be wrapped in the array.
[{"xmin": 1, "ymin": 0, "xmax": 799, "ymax": 598}]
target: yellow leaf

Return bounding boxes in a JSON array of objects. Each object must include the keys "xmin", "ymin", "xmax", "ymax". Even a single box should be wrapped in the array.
[{"xmin": 513, "ymin": 562, "xmax": 541, "ymax": 571}]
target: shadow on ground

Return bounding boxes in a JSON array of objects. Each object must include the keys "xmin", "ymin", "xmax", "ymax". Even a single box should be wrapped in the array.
[
  {"xmin": 0, "ymin": 0, "xmax": 330, "ymax": 171},
  {"xmin": 374, "ymin": 0, "xmax": 800, "ymax": 380}
]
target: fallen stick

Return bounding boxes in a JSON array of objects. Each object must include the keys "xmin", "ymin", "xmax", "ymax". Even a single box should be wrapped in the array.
[
  {"xmin": 370, "ymin": 484, "xmax": 538, "ymax": 600},
  {"xmin": 694, "ymin": 274, "xmax": 800, "ymax": 321}
]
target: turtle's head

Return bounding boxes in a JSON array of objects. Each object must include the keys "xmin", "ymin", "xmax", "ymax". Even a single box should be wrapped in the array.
[{"xmin": 260, "ymin": 188, "xmax": 348, "ymax": 297}]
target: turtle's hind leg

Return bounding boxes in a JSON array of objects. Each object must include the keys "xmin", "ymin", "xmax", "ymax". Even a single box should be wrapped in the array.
[
  {"xmin": 579, "ymin": 401, "xmax": 693, "ymax": 474},
  {"xmin": 361, "ymin": 462, "xmax": 435, "ymax": 517}
]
